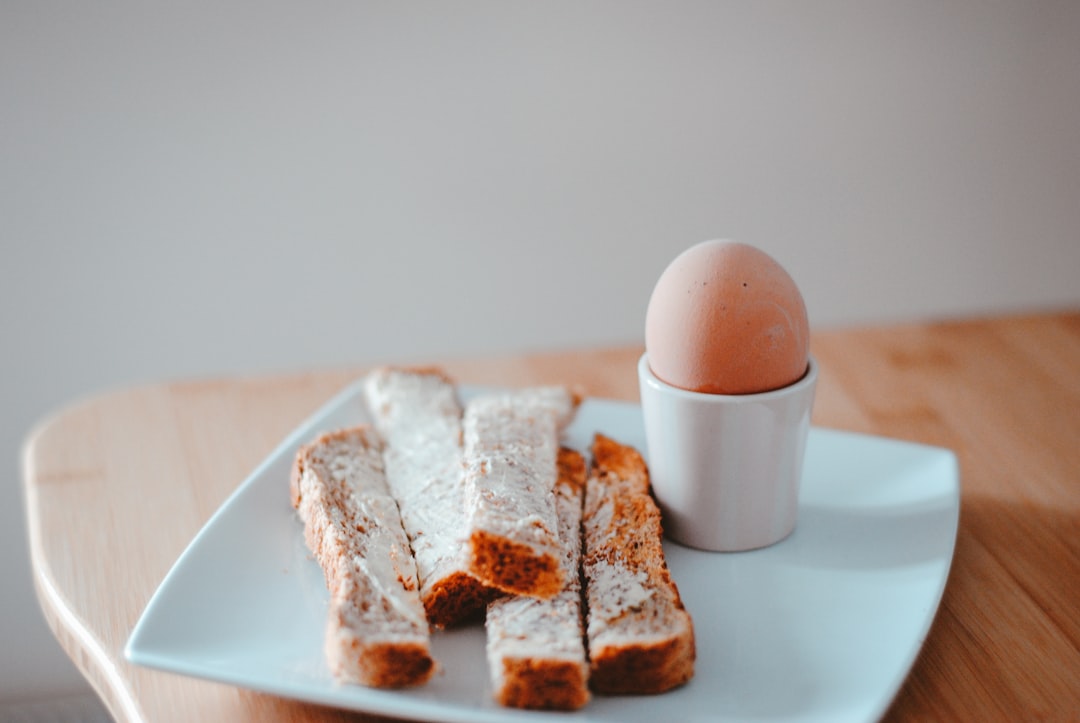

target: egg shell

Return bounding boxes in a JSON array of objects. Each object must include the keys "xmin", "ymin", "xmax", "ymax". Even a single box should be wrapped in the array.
[{"xmin": 645, "ymin": 240, "xmax": 809, "ymax": 395}]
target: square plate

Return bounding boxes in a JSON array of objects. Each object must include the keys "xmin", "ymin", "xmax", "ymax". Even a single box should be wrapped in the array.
[{"xmin": 126, "ymin": 381, "xmax": 959, "ymax": 722}]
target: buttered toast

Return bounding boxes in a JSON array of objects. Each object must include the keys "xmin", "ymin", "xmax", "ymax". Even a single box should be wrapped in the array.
[
  {"xmin": 362, "ymin": 367, "xmax": 496, "ymax": 627},
  {"xmin": 484, "ymin": 447, "xmax": 591, "ymax": 710},
  {"xmin": 582, "ymin": 433, "xmax": 696, "ymax": 694},
  {"xmin": 462, "ymin": 387, "xmax": 580, "ymax": 599},
  {"xmin": 290, "ymin": 426, "xmax": 435, "ymax": 687},
  {"xmin": 290, "ymin": 375, "xmax": 696, "ymax": 705}
]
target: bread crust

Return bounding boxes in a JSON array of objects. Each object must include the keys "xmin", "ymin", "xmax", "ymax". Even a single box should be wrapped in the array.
[
  {"xmin": 468, "ymin": 530, "xmax": 564, "ymax": 599},
  {"xmin": 418, "ymin": 570, "xmax": 491, "ymax": 628},
  {"xmin": 291, "ymin": 425, "xmax": 435, "ymax": 688},
  {"xmin": 494, "ymin": 657, "xmax": 590, "ymax": 710},
  {"xmin": 583, "ymin": 433, "xmax": 695, "ymax": 695}
]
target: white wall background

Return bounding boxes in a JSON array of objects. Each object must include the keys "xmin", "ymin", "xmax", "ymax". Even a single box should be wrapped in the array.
[{"xmin": 2, "ymin": 0, "xmax": 1078, "ymax": 710}]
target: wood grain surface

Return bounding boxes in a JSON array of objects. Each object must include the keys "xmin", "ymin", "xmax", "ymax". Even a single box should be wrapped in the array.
[{"xmin": 22, "ymin": 311, "xmax": 1080, "ymax": 722}]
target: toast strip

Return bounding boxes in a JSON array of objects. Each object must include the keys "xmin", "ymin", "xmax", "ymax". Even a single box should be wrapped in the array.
[
  {"xmin": 362, "ymin": 367, "xmax": 495, "ymax": 627},
  {"xmin": 582, "ymin": 433, "xmax": 695, "ymax": 695},
  {"xmin": 290, "ymin": 426, "xmax": 435, "ymax": 687},
  {"xmin": 462, "ymin": 386, "xmax": 579, "ymax": 598},
  {"xmin": 484, "ymin": 448, "xmax": 590, "ymax": 710}
]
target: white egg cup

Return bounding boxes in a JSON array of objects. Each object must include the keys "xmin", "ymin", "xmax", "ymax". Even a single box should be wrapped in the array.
[{"xmin": 638, "ymin": 353, "xmax": 818, "ymax": 552}]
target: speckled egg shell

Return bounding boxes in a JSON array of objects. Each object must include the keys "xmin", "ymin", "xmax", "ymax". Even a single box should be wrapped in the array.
[{"xmin": 645, "ymin": 240, "xmax": 809, "ymax": 395}]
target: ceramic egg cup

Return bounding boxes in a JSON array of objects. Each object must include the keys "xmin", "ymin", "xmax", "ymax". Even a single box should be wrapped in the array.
[{"xmin": 638, "ymin": 353, "xmax": 819, "ymax": 552}]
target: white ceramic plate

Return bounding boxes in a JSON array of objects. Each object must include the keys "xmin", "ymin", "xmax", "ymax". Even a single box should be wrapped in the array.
[{"xmin": 126, "ymin": 381, "xmax": 960, "ymax": 723}]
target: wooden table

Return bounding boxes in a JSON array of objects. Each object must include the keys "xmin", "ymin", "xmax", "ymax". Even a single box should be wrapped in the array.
[{"xmin": 22, "ymin": 311, "xmax": 1080, "ymax": 722}]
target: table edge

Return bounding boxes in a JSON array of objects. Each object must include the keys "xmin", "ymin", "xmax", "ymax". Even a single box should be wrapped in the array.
[{"xmin": 22, "ymin": 428, "xmax": 147, "ymax": 723}]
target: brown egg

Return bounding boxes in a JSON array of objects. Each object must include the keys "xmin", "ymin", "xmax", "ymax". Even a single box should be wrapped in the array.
[{"xmin": 645, "ymin": 240, "xmax": 809, "ymax": 395}]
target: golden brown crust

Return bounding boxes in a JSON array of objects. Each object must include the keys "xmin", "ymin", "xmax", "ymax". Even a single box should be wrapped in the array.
[
  {"xmin": 584, "ymin": 433, "xmax": 695, "ymax": 696},
  {"xmin": 556, "ymin": 443, "xmax": 587, "ymax": 496},
  {"xmin": 494, "ymin": 658, "xmax": 590, "ymax": 710},
  {"xmin": 354, "ymin": 641, "xmax": 437, "ymax": 689},
  {"xmin": 587, "ymin": 632, "xmax": 695, "ymax": 695},
  {"xmin": 468, "ymin": 529, "xmax": 564, "ymax": 599},
  {"xmin": 589, "ymin": 431, "xmax": 648, "ymax": 487},
  {"xmin": 423, "ymin": 570, "xmax": 497, "ymax": 628},
  {"xmin": 289, "ymin": 451, "xmax": 304, "ymax": 510}
]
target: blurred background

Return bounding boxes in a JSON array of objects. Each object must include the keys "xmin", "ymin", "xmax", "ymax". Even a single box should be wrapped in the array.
[{"xmin": 2, "ymin": 1, "xmax": 1078, "ymax": 719}]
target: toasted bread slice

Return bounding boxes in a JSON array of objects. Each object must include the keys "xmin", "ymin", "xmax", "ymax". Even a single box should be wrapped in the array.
[
  {"xmin": 582, "ymin": 433, "xmax": 695, "ymax": 695},
  {"xmin": 290, "ymin": 426, "xmax": 435, "ymax": 687},
  {"xmin": 362, "ymin": 367, "xmax": 496, "ymax": 627},
  {"xmin": 485, "ymin": 448, "xmax": 590, "ymax": 710},
  {"xmin": 462, "ymin": 386, "xmax": 580, "ymax": 598}
]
